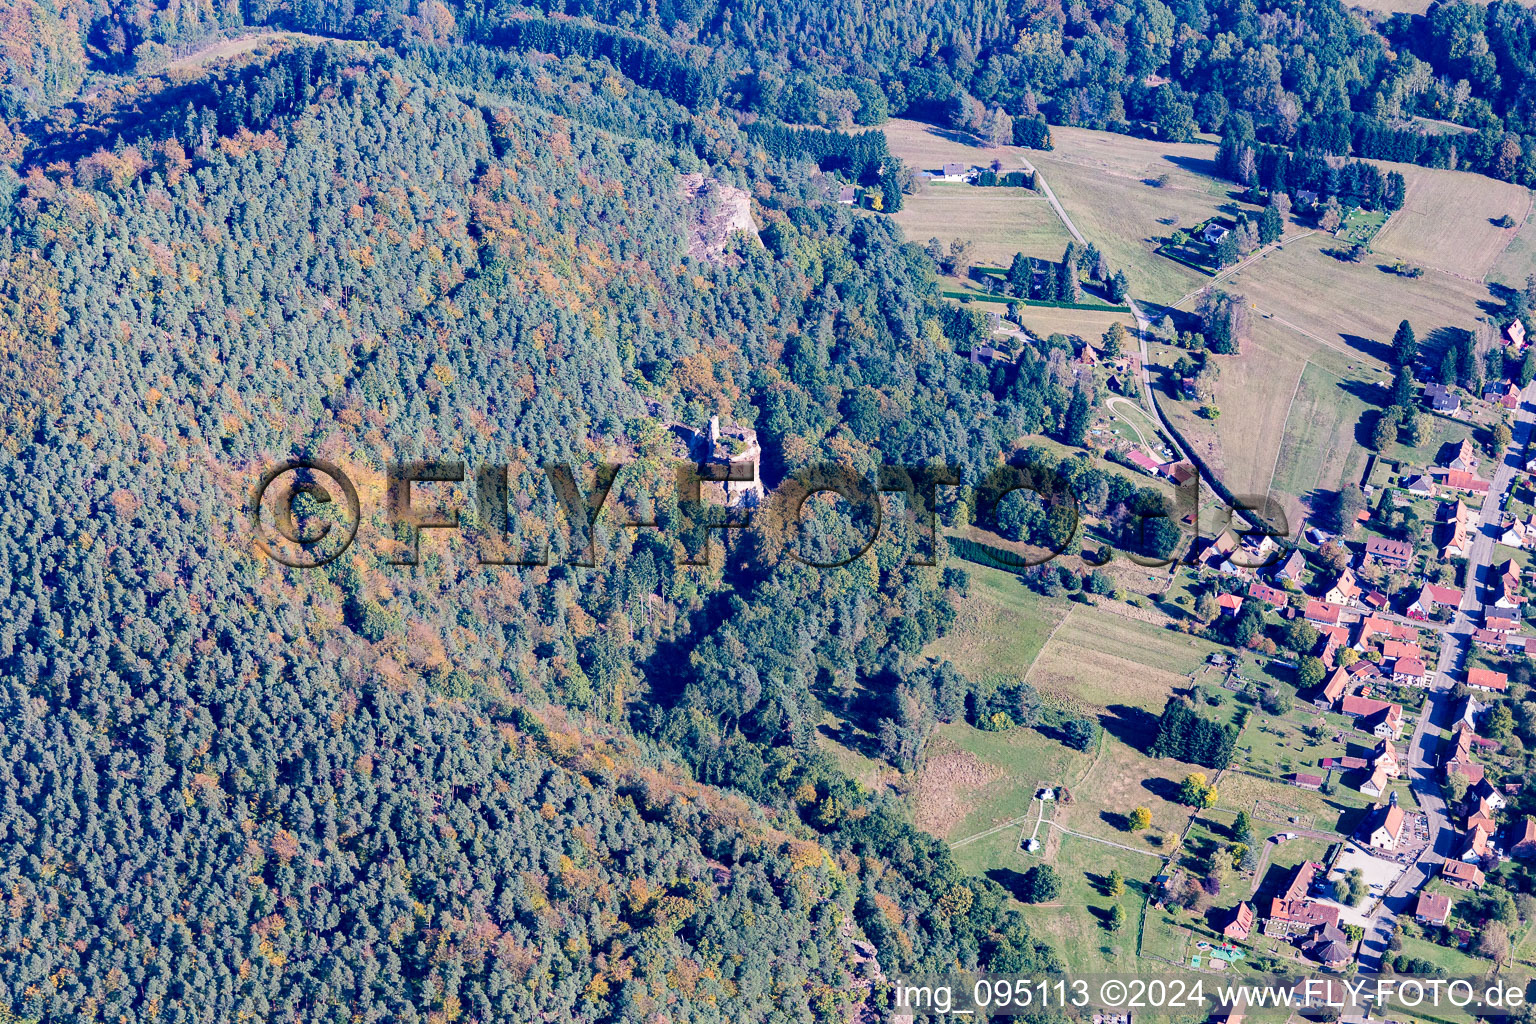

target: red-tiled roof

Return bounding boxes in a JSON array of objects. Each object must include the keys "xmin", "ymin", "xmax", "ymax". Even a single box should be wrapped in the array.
[{"xmin": 1468, "ymin": 668, "xmax": 1510, "ymax": 691}]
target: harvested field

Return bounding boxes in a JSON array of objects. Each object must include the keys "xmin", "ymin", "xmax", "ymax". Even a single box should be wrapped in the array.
[
  {"xmin": 892, "ymin": 187, "xmax": 1073, "ymax": 267},
  {"xmin": 1371, "ymin": 162, "xmax": 1533, "ymax": 280}
]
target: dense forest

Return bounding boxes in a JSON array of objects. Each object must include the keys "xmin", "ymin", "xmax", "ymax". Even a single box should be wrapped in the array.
[
  {"xmin": 0, "ymin": 28, "xmax": 1102, "ymax": 1020},
  {"xmin": 12, "ymin": 0, "xmax": 1536, "ymax": 187}
]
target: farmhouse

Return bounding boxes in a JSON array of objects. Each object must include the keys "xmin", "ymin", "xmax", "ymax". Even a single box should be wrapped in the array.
[
  {"xmin": 1304, "ymin": 599, "xmax": 1345, "ymax": 626},
  {"xmin": 1363, "ymin": 536, "xmax": 1413, "ymax": 569},
  {"xmin": 1125, "ymin": 449, "xmax": 1162, "ymax": 475},
  {"xmin": 1460, "ymin": 825, "xmax": 1492, "ymax": 862},
  {"xmin": 1360, "ymin": 766, "xmax": 1388, "ymax": 797},
  {"xmin": 1510, "ymin": 818, "xmax": 1536, "ymax": 859},
  {"xmin": 1447, "ymin": 438, "xmax": 1479, "ymax": 473},
  {"xmin": 1506, "ymin": 319, "xmax": 1527, "ymax": 348},
  {"xmin": 1266, "ymin": 862, "xmax": 1341, "ymax": 935},
  {"xmin": 1339, "ymin": 695, "xmax": 1404, "ymax": 739},
  {"xmin": 1324, "ymin": 569, "xmax": 1362, "ymax": 606},
  {"xmin": 1203, "ymin": 223, "xmax": 1230, "ymax": 244},
  {"xmin": 1500, "ymin": 516, "xmax": 1533, "ymax": 547},
  {"xmin": 1380, "ymin": 638, "xmax": 1423, "ymax": 662},
  {"xmin": 1316, "ymin": 666, "xmax": 1350, "ymax": 706},
  {"xmin": 1466, "ymin": 798, "xmax": 1496, "ymax": 834},
  {"xmin": 1433, "ymin": 468, "xmax": 1490, "ymax": 496},
  {"xmin": 837, "ymin": 185, "xmax": 857, "ymax": 205},
  {"xmin": 1392, "ymin": 656, "xmax": 1426, "ymax": 686},
  {"xmin": 1407, "ymin": 583, "xmax": 1462, "ymax": 620},
  {"xmin": 1472, "ymin": 777, "xmax": 1509, "ymax": 810},
  {"xmin": 1374, "ymin": 739, "xmax": 1402, "ymax": 777}
]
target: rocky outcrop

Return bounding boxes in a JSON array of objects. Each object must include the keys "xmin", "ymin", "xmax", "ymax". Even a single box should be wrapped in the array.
[{"xmin": 680, "ymin": 172, "xmax": 760, "ymax": 261}]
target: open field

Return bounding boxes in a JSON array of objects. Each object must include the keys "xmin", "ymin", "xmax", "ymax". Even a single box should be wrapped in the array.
[
  {"xmin": 1348, "ymin": 0, "xmax": 1432, "ymax": 15},
  {"xmin": 1491, "ymin": 195, "xmax": 1536, "ymax": 288},
  {"xmin": 1012, "ymin": 832, "xmax": 1160, "ymax": 971},
  {"xmin": 883, "ymin": 117, "xmax": 1034, "ymax": 176},
  {"xmin": 1268, "ymin": 361, "xmax": 1375, "ymax": 523},
  {"xmin": 924, "ymin": 561, "xmax": 1066, "ymax": 682},
  {"xmin": 1054, "ymin": 735, "xmax": 1205, "ymax": 846},
  {"xmin": 1371, "ymin": 162, "xmax": 1533, "ymax": 280},
  {"xmin": 922, "ymin": 722, "xmax": 1092, "ymax": 841},
  {"xmin": 1015, "ymin": 303, "xmax": 1137, "ymax": 341},
  {"xmin": 1217, "ymin": 232, "xmax": 1490, "ymax": 363},
  {"xmin": 1029, "ymin": 606, "xmax": 1223, "ymax": 713},
  {"xmin": 1027, "ymin": 128, "xmax": 1251, "ymax": 307},
  {"xmin": 1198, "ymin": 325, "xmax": 1310, "ymax": 508},
  {"xmin": 893, "ymin": 188, "xmax": 1073, "ymax": 267}
]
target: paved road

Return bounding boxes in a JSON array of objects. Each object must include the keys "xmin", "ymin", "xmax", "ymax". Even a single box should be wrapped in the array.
[
  {"xmin": 1356, "ymin": 379, "xmax": 1536, "ymax": 969},
  {"xmin": 1016, "ymin": 154, "xmax": 1187, "ymax": 469}
]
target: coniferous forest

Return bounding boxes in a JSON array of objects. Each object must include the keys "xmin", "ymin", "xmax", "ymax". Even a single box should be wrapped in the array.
[{"xmin": 1, "ymin": 0, "xmax": 1532, "ymax": 1019}]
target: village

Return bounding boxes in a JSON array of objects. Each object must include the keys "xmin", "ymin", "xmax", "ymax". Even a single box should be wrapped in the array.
[{"xmin": 1135, "ymin": 365, "xmax": 1536, "ymax": 980}]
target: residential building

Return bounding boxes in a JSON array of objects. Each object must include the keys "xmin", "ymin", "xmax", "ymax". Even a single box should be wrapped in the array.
[
  {"xmin": 1407, "ymin": 583, "xmax": 1463, "ymax": 620},
  {"xmin": 1393, "ymin": 657, "xmax": 1426, "ymax": 686},
  {"xmin": 1442, "ymin": 859, "xmax": 1486, "ymax": 889},
  {"xmin": 1273, "ymin": 550, "xmax": 1306, "ymax": 584},
  {"xmin": 1433, "ymin": 468, "xmax": 1490, "ymax": 495},
  {"xmin": 1339, "ymin": 695, "xmax": 1404, "ymax": 739},
  {"xmin": 1217, "ymin": 593, "xmax": 1244, "ymax": 617},
  {"xmin": 1248, "ymin": 581, "xmax": 1289, "ymax": 609},
  {"xmin": 1467, "ymin": 668, "xmax": 1509, "ymax": 692},
  {"xmin": 1447, "ymin": 438, "xmax": 1479, "ymax": 473},
  {"xmin": 1363, "ymin": 536, "xmax": 1414, "ymax": 569},
  {"xmin": 1224, "ymin": 902, "xmax": 1255, "ymax": 941},
  {"xmin": 1360, "ymin": 766, "xmax": 1388, "ymax": 797},
  {"xmin": 1415, "ymin": 892, "xmax": 1452, "ymax": 927},
  {"xmin": 1461, "ymin": 825, "xmax": 1492, "ymax": 862},
  {"xmin": 1304, "ymin": 599, "xmax": 1345, "ymax": 626},
  {"xmin": 1324, "ymin": 568, "xmax": 1361, "ymax": 606},
  {"xmin": 1425, "ymin": 382, "xmax": 1462, "ymax": 414}
]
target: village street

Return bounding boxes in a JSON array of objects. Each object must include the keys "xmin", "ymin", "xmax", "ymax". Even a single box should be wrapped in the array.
[{"xmin": 1355, "ymin": 379, "xmax": 1536, "ymax": 970}]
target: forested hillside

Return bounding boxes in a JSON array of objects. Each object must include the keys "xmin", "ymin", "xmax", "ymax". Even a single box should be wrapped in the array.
[
  {"xmin": 0, "ymin": 36, "xmax": 1086, "ymax": 1021},
  {"xmin": 9, "ymin": 0, "xmax": 1536, "ymax": 187}
]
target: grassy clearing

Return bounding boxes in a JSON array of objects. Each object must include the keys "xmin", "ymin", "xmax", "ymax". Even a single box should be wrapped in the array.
[
  {"xmin": 1268, "ymin": 360, "xmax": 1375, "ymax": 521},
  {"xmin": 922, "ymin": 721, "xmax": 1093, "ymax": 842},
  {"xmin": 883, "ymin": 117, "xmax": 1033, "ymax": 176},
  {"xmin": 1491, "ymin": 192, "xmax": 1536, "ymax": 288},
  {"xmin": 924, "ymin": 560, "xmax": 1066, "ymax": 682},
  {"xmin": 1029, "ymin": 606, "xmax": 1223, "ymax": 713},
  {"xmin": 1012, "ymin": 832, "xmax": 1161, "ymax": 972},
  {"xmin": 892, "ymin": 187, "xmax": 1073, "ymax": 267},
  {"xmin": 1054, "ymin": 734, "xmax": 1202, "ymax": 848},
  {"xmin": 1014, "ymin": 303, "xmax": 1137, "ymax": 342},
  {"xmin": 1201, "ymin": 323, "xmax": 1310, "ymax": 507},
  {"xmin": 1218, "ymin": 232, "xmax": 1489, "ymax": 366},
  {"xmin": 1371, "ymin": 162, "xmax": 1533, "ymax": 280}
]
